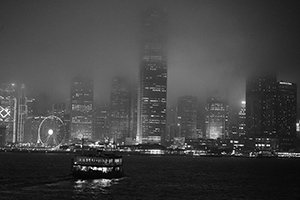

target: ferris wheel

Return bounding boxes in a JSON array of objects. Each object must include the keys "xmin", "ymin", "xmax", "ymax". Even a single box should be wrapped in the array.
[{"xmin": 37, "ymin": 115, "xmax": 67, "ymax": 147}]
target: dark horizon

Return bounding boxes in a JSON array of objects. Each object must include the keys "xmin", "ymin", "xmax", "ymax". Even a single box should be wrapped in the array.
[{"xmin": 1, "ymin": 0, "xmax": 300, "ymax": 107}]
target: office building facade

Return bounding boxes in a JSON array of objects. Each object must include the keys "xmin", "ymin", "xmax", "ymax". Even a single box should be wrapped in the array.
[
  {"xmin": 94, "ymin": 105, "xmax": 110, "ymax": 142},
  {"xmin": 70, "ymin": 77, "xmax": 93, "ymax": 140},
  {"xmin": 205, "ymin": 97, "xmax": 229, "ymax": 140},
  {"xmin": 277, "ymin": 81, "xmax": 297, "ymax": 151},
  {"xmin": 246, "ymin": 74, "xmax": 297, "ymax": 151},
  {"xmin": 177, "ymin": 96, "xmax": 198, "ymax": 139},
  {"xmin": 110, "ymin": 77, "xmax": 131, "ymax": 144},
  {"xmin": 238, "ymin": 101, "xmax": 246, "ymax": 138},
  {"xmin": 0, "ymin": 83, "xmax": 17, "ymax": 143},
  {"xmin": 246, "ymin": 74, "xmax": 277, "ymax": 138},
  {"xmin": 137, "ymin": 7, "xmax": 168, "ymax": 144},
  {"xmin": 17, "ymin": 84, "xmax": 27, "ymax": 143}
]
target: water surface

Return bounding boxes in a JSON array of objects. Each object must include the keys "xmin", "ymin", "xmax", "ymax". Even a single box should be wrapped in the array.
[{"xmin": 0, "ymin": 153, "xmax": 300, "ymax": 200}]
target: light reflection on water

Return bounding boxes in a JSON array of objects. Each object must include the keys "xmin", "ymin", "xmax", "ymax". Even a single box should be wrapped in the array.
[{"xmin": 73, "ymin": 178, "xmax": 121, "ymax": 195}]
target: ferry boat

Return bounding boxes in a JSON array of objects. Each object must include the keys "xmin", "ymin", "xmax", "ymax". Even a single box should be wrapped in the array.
[{"xmin": 71, "ymin": 152, "xmax": 124, "ymax": 179}]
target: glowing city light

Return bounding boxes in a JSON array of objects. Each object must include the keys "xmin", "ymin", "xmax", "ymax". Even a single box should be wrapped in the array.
[
  {"xmin": 279, "ymin": 81, "xmax": 292, "ymax": 85},
  {"xmin": 0, "ymin": 106, "xmax": 10, "ymax": 118},
  {"xmin": 48, "ymin": 129, "xmax": 54, "ymax": 135}
]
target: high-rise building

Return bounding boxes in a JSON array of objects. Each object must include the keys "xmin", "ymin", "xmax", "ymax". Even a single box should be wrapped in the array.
[
  {"xmin": 177, "ymin": 96, "xmax": 198, "ymax": 140},
  {"xmin": 166, "ymin": 105, "xmax": 178, "ymax": 142},
  {"xmin": 0, "ymin": 83, "xmax": 17, "ymax": 143},
  {"xmin": 137, "ymin": 7, "xmax": 168, "ymax": 144},
  {"xmin": 196, "ymin": 102, "xmax": 206, "ymax": 139},
  {"xmin": 277, "ymin": 81, "xmax": 297, "ymax": 151},
  {"xmin": 70, "ymin": 77, "xmax": 93, "ymax": 140},
  {"xmin": 110, "ymin": 77, "xmax": 131, "ymax": 144},
  {"xmin": 228, "ymin": 107, "xmax": 239, "ymax": 140},
  {"xmin": 26, "ymin": 97, "xmax": 35, "ymax": 117},
  {"xmin": 238, "ymin": 101, "xmax": 246, "ymax": 138},
  {"xmin": 246, "ymin": 74, "xmax": 277, "ymax": 139},
  {"xmin": 205, "ymin": 96, "xmax": 229, "ymax": 140},
  {"xmin": 129, "ymin": 87, "xmax": 138, "ymax": 144},
  {"xmin": 245, "ymin": 74, "xmax": 298, "ymax": 151},
  {"xmin": 17, "ymin": 84, "xmax": 27, "ymax": 143},
  {"xmin": 94, "ymin": 105, "xmax": 110, "ymax": 142}
]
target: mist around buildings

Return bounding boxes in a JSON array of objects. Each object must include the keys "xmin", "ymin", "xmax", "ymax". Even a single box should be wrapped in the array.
[{"xmin": 1, "ymin": 1, "xmax": 300, "ymax": 158}]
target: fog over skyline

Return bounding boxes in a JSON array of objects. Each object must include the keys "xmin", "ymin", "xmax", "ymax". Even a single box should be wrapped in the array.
[{"xmin": 1, "ymin": 0, "xmax": 299, "ymax": 107}]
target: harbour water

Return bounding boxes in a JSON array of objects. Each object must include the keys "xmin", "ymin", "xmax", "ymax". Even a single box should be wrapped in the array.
[{"xmin": 0, "ymin": 152, "xmax": 300, "ymax": 200}]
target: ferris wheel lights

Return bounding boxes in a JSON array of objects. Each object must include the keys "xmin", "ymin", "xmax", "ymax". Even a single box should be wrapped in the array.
[
  {"xmin": 48, "ymin": 129, "xmax": 54, "ymax": 135},
  {"xmin": 37, "ymin": 115, "xmax": 66, "ymax": 147}
]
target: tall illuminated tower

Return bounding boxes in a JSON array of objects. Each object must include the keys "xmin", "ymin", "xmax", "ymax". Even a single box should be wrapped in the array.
[
  {"xmin": 238, "ymin": 101, "xmax": 246, "ymax": 138},
  {"xmin": 70, "ymin": 77, "xmax": 93, "ymax": 140},
  {"xmin": 17, "ymin": 83, "xmax": 27, "ymax": 142},
  {"xmin": 137, "ymin": 7, "xmax": 168, "ymax": 144},
  {"xmin": 0, "ymin": 83, "xmax": 17, "ymax": 143},
  {"xmin": 110, "ymin": 77, "xmax": 131, "ymax": 144}
]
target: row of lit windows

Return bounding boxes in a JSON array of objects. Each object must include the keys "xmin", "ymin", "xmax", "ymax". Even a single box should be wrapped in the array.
[
  {"xmin": 72, "ymin": 118, "xmax": 93, "ymax": 123},
  {"xmin": 255, "ymin": 144, "xmax": 271, "ymax": 147},
  {"xmin": 77, "ymin": 157, "xmax": 121, "ymax": 164},
  {"xmin": 157, "ymin": 74, "xmax": 167, "ymax": 78},
  {"xmin": 143, "ymin": 56, "xmax": 163, "ymax": 61},
  {"xmin": 72, "ymin": 104, "xmax": 92, "ymax": 111},
  {"xmin": 142, "ymin": 98, "xmax": 166, "ymax": 102}
]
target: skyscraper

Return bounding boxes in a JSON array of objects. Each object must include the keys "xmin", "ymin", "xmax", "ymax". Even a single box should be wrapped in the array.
[
  {"xmin": 110, "ymin": 77, "xmax": 131, "ymax": 144},
  {"xmin": 246, "ymin": 74, "xmax": 298, "ymax": 151},
  {"xmin": 205, "ymin": 96, "xmax": 229, "ymax": 140},
  {"xmin": 94, "ymin": 105, "xmax": 110, "ymax": 142},
  {"xmin": 177, "ymin": 96, "xmax": 198, "ymax": 140},
  {"xmin": 0, "ymin": 83, "xmax": 17, "ymax": 143},
  {"xmin": 246, "ymin": 74, "xmax": 278, "ymax": 152},
  {"xmin": 129, "ymin": 87, "xmax": 138, "ymax": 144},
  {"xmin": 137, "ymin": 7, "xmax": 168, "ymax": 144},
  {"xmin": 228, "ymin": 108, "xmax": 239, "ymax": 140},
  {"xmin": 70, "ymin": 77, "xmax": 93, "ymax": 140},
  {"xmin": 166, "ymin": 105, "xmax": 178, "ymax": 142},
  {"xmin": 17, "ymin": 84, "xmax": 27, "ymax": 143},
  {"xmin": 246, "ymin": 74, "xmax": 277, "ymax": 139},
  {"xmin": 238, "ymin": 101, "xmax": 246, "ymax": 138},
  {"xmin": 277, "ymin": 81, "xmax": 297, "ymax": 151}
]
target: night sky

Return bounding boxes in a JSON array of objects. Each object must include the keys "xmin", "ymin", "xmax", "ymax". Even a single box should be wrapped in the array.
[{"xmin": 1, "ymin": 0, "xmax": 300, "ymax": 107}]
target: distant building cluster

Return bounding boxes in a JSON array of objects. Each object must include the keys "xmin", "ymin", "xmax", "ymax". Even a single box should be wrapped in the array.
[{"xmin": 0, "ymin": 7, "xmax": 299, "ymax": 154}]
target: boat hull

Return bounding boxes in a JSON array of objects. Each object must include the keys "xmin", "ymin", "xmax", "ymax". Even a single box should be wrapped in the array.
[
  {"xmin": 71, "ymin": 154, "xmax": 124, "ymax": 179},
  {"xmin": 72, "ymin": 170, "xmax": 124, "ymax": 179}
]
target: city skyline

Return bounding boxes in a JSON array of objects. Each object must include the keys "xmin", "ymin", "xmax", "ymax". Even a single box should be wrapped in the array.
[{"xmin": 1, "ymin": 0, "xmax": 300, "ymax": 107}]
